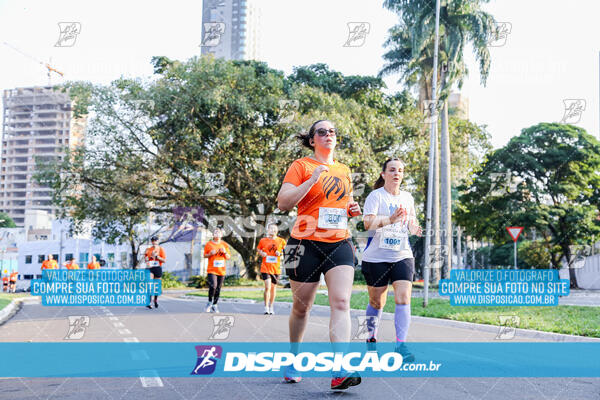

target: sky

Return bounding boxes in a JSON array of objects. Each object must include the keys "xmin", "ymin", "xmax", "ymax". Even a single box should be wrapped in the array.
[{"xmin": 0, "ymin": 0, "xmax": 598, "ymax": 149}]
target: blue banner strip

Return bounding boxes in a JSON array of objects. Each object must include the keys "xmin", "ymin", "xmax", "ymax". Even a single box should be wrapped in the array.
[{"xmin": 1, "ymin": 342, "xmax": 599, "ymax": 378}]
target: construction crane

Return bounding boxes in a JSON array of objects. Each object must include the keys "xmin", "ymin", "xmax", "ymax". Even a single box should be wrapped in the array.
[{"xmin": 3, "ymin": 41, "xmax": 64, "ymax": 85}]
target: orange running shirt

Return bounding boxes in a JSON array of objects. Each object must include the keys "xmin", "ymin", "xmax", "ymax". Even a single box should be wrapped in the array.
[
  {"xmin": 65, "ymin": 262, "xmax": 79, "ymax": 270},
  {"xmin": 283, "ymin": 157, "xmax": 353, "ymax": 242},
  {"xmin": 87, "ymin": 262, "xmax": 101, "ymax": 270},
  {"xmin": 41, "ymin": 260, "xmax": 58, "ymax": 270},
  {"xmin": 257, "ymin": 236, "xmax": 287, "ymax": 274},
  {"xmin": 145, "ymin": 246, "xmax": 166, "ymax": 267},
  {"xmin": 204, "ymin": 240, "xmax": 231, "ymax": 276},
  {"xmin": 10, "ymin": 272, "xmax": 18, "ymax": 282}
]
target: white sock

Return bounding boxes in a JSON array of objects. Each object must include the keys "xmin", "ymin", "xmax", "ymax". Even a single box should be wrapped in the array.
[{"xmin": 264, "ymin": 305, "xmax": 269, "ymax": 313}]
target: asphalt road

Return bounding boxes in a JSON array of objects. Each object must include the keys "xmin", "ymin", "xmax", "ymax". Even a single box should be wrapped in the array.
[{"xmin": 0, "ymin": 294, "xmax": 599, "ymax": 400}]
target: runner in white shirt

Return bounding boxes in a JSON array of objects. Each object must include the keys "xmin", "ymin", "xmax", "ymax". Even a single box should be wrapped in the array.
[{"xmin": 361, "ymin": 158, "xmax": 422, "ymax": 361}]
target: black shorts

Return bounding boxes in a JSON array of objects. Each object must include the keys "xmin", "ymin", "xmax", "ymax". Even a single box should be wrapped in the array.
[
  {"xmin": 361, "ymin": 258, "xmax": 415, "ymax": 287},
  {"xmin": 260, "ymin": 273, "xmax": 279, "ymax": 284},
  {"xmin": 283, "ymin": 237, "xmax": 356, "ymax": 283},
  {"xmin": 148, "ymin": 266, "xmax": 163, "ymax": 278}
]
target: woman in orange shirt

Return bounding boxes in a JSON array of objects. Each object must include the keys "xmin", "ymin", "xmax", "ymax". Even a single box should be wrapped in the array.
[
  {"xmin": 144, "ymin": 236, "xmax": 166, "ymax": 309},
  {"xmin": 203, "ymin": 227, "xmax": 231, "ymax": 313},
  {"xmin": 41, "ymin": 255, "xmax": 58, "ymax": 270},
  {"xmin": 277, "ymin": 120, "xmax": 362, "ymax": 390},
  {"xmin": 256, "ymin": 223, "xmax": 286, "ymax": 315}
]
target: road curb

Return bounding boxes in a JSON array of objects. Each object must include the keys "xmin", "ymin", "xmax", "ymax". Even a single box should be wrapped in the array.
[{"xmin": 0, "ymin": 299, "xmax": 22, "ymax": 326}]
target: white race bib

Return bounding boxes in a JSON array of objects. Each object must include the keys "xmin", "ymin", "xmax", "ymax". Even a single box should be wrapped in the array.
[
  {"xmin": 379, "ymin": 224, "xmax": 410, "ymax": 251},
  {"xmin": 266, "ymin": 256, "xmax": 278, "ymax": 263},
  {"xmin": 148, "ymin": 261, "xmax": 160, "ymax": 267},
  {"xmin": 317, "ymin": 207, "xmax": 348, "ymax": 230},
  {"xmin": 213, "ymin": 260, "xmax": 225, "ymax": 268}
]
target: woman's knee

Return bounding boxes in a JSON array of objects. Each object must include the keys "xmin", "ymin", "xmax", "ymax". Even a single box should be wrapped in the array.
[
  {"xmin": 292, "ymin": 301, "xmax": 312, "ymax": 317},
  {"xmin": 395, "ymin": 295, "xmax": 411, "ymax": 305},
  {"xmin": 329, "ymin": 295, "xmax": 350, "ymax": 311},
  {"xmin": 369, "ymin": 298, "xmax": 385, "ymax": 309}
]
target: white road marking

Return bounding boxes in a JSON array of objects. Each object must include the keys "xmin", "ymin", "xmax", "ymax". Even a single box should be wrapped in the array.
[
  {"xmin": 123, "ymin": 337, "xmax": 139, "ymax": 342},
  {"xmin": 113, "ymin": 322, "xmax": 125, "ymax": 328},
  {"xmin": 139, "ymin": 370, "xmax": 163, "ymax": 387},
  {"xmin": 118, "ymin": 329, "xmax": 132, "ymax": 335}
]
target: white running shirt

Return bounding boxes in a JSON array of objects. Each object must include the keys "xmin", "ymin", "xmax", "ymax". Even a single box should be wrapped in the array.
[{"xmin": 362, "ymin": 187, "xmax": 416, "ymax": 263}]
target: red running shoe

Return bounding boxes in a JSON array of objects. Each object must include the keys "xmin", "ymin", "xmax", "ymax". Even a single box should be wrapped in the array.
[{"xmin": 331, "ymin": 371, "xmax": 361, "ymax": 390}]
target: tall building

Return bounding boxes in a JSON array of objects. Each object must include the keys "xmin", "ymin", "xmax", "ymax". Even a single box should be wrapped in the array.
[
  {"xmin": 0, "ymin": 86, "xmax": 85, "ymax": 227},
  {"xmin": 201, "ymin": 0, "xmax": 262, "ymax": 61}
]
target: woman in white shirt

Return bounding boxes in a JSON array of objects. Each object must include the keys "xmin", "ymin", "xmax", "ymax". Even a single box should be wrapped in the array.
[{"xmin": 361, "ymin": 158, "xmax": 422, "ymax": 360}]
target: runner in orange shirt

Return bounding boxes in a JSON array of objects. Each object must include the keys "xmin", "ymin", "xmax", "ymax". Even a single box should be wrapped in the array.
[
  {"xmin": 41, "ymin": 254, "xmax": 58, "ymax": 270},
  {"xmin": 144, "ymin": 236, "xmax": 166, "ymax": 309},
  {"xmin": 203, "ymin": 228, "xmax": 231, "ymax": 313},
  {"xmin": 256, "ymin": 223, "xmax": 286, "ymax": 315},
  {"xmin": 64, "ymin": 258, "xmax": 79, "ymax": 270},
  {"xmin": 277, "ymin": 120, "xmax": 362, "ymax": 390},
  {"xmin": 2, "ymin": 274, "xmax": 8, "ymax": 293},
  {"xmin": 87, "ymin": 255, "xmax": 101, "ymax": 270},
  {"xmin": 9, "ymin": 271, "xmax": 18, "ymax": 293}
]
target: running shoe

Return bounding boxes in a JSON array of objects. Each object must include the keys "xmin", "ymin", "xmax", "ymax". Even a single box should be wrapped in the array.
[
  {"xmin": 145, "ymin": 304, "xmax": 153, "ymax": 309},
  {"xmin": 204, "ymin": 302, "xmax": 212, "ymax": 313},
  {"xmin": 331, "ymin": 371, "xmax": 361, "ymax": 390},
  {"xmin": 366, "ymin": 337, "xmax": 377, "ymax": 352},
  {"xmin": 283, "ymin": 365, "xmax": 302, "ymax": 383},
  {"xmin": 395, "ymin": 342, "xmax": 415, "ymax": 362},
  {"xmin": 154, "ymin": 301, "xmax": 159, "ymax": 308},
  {"xmin": 264, "ymin": 306, "xmax": 269, "ymax": 315},
  {"xmin": 269, "ymin": 306, "xmax": 274, "ymax": 315},
  {"xmin": 211, "ymin": 304, "xmax": 219, "ymax": 313}
]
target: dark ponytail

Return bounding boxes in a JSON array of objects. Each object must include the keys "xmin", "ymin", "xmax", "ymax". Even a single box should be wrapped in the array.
[
  {"xmin": 373, "ymin": 158, "xmax": 404, "ymax": 189},
  {"xmin": 296, "ymin": 119, "xmax": 329, "ymax": 150}
]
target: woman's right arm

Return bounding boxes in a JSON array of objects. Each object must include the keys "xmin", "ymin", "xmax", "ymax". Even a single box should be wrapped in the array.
[{"xmin": 277, "ymin": 165, "xmax": 328, "ymax": 211}]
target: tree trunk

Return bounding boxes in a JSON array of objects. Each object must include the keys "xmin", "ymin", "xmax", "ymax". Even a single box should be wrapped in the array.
[
  {"xmin": 562, "ymin": 244, "xmax": 580, "ymax": 288},
  {"xmin": 440, "ymin": 99, "xmax": 452, "ymax": 279},
  {"xmin": 431, "ymin": 122, "xmax": 440, "ymax": 284}
]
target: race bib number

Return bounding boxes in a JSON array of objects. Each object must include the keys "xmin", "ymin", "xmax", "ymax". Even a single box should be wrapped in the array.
[
  {"xmin": 318, "ymin": 207, "xmax": 348, "ymax": 230},
  {"xmin": 266, "ymin": 256, "xmax": 278, "ymax": 263},
  {"xmin": 380, "ymin": 224, "xmax": 410, "ymax": 251},
  {"xmin": 149, "ymin": 261, "xmax": 160, "ymax": 267},
  {"xmin": 213, "ymin": 260, "xmax": 225, "ymax": 268}
]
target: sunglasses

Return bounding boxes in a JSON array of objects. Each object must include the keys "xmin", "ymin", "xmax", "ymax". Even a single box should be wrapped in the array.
[{"xmin": 313, "ymin": 128, "xmax": 337, "ymax": 137}]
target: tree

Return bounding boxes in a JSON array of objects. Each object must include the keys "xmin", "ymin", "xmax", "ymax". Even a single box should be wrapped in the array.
[
  {"xmin": 382, "ymin": 0, "xmax": 497, "ymax": 279},
  {"xmin": 456, "ymin": 123, "xmax": 600, "ymax": 287},
  {"xmin": 40, "ymin": 57, "xmax": 414, "ymax": 278},
  {"xmin": 0, "ymin": 212, "xmax": 16, "ymax": 228}
]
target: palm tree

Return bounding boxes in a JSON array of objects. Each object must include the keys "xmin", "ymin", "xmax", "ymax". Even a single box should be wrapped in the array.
[{"xmin": 380, "ymin": 0, "xmax": 496, "ymax": 278}]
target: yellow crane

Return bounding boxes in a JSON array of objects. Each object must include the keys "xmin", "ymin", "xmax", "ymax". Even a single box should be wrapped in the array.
[{"xmin": 3, "ymin": 41, "xmax": 64, "ymax": 85}]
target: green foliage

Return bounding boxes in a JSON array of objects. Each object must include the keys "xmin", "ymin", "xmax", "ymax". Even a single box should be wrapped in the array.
[
  {"xmin": 456, "ymin": 123, "xmax": 600, "ymax": 284},
  {"xmin": 160, "ymin": 271, "xmax": 185, "ymax": 289},
  {"xmin": 188, "ymin": 275, "xmax": 207, "ymax": 288},
  {"xmin": 0, "ymin": 212, "xmax": 16, "ymax": 228}
]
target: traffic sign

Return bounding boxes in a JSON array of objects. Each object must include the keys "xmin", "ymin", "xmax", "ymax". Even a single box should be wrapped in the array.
[{"xmin": 506, "ymin": 227, "xmax": 523, "ymax": 242}]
